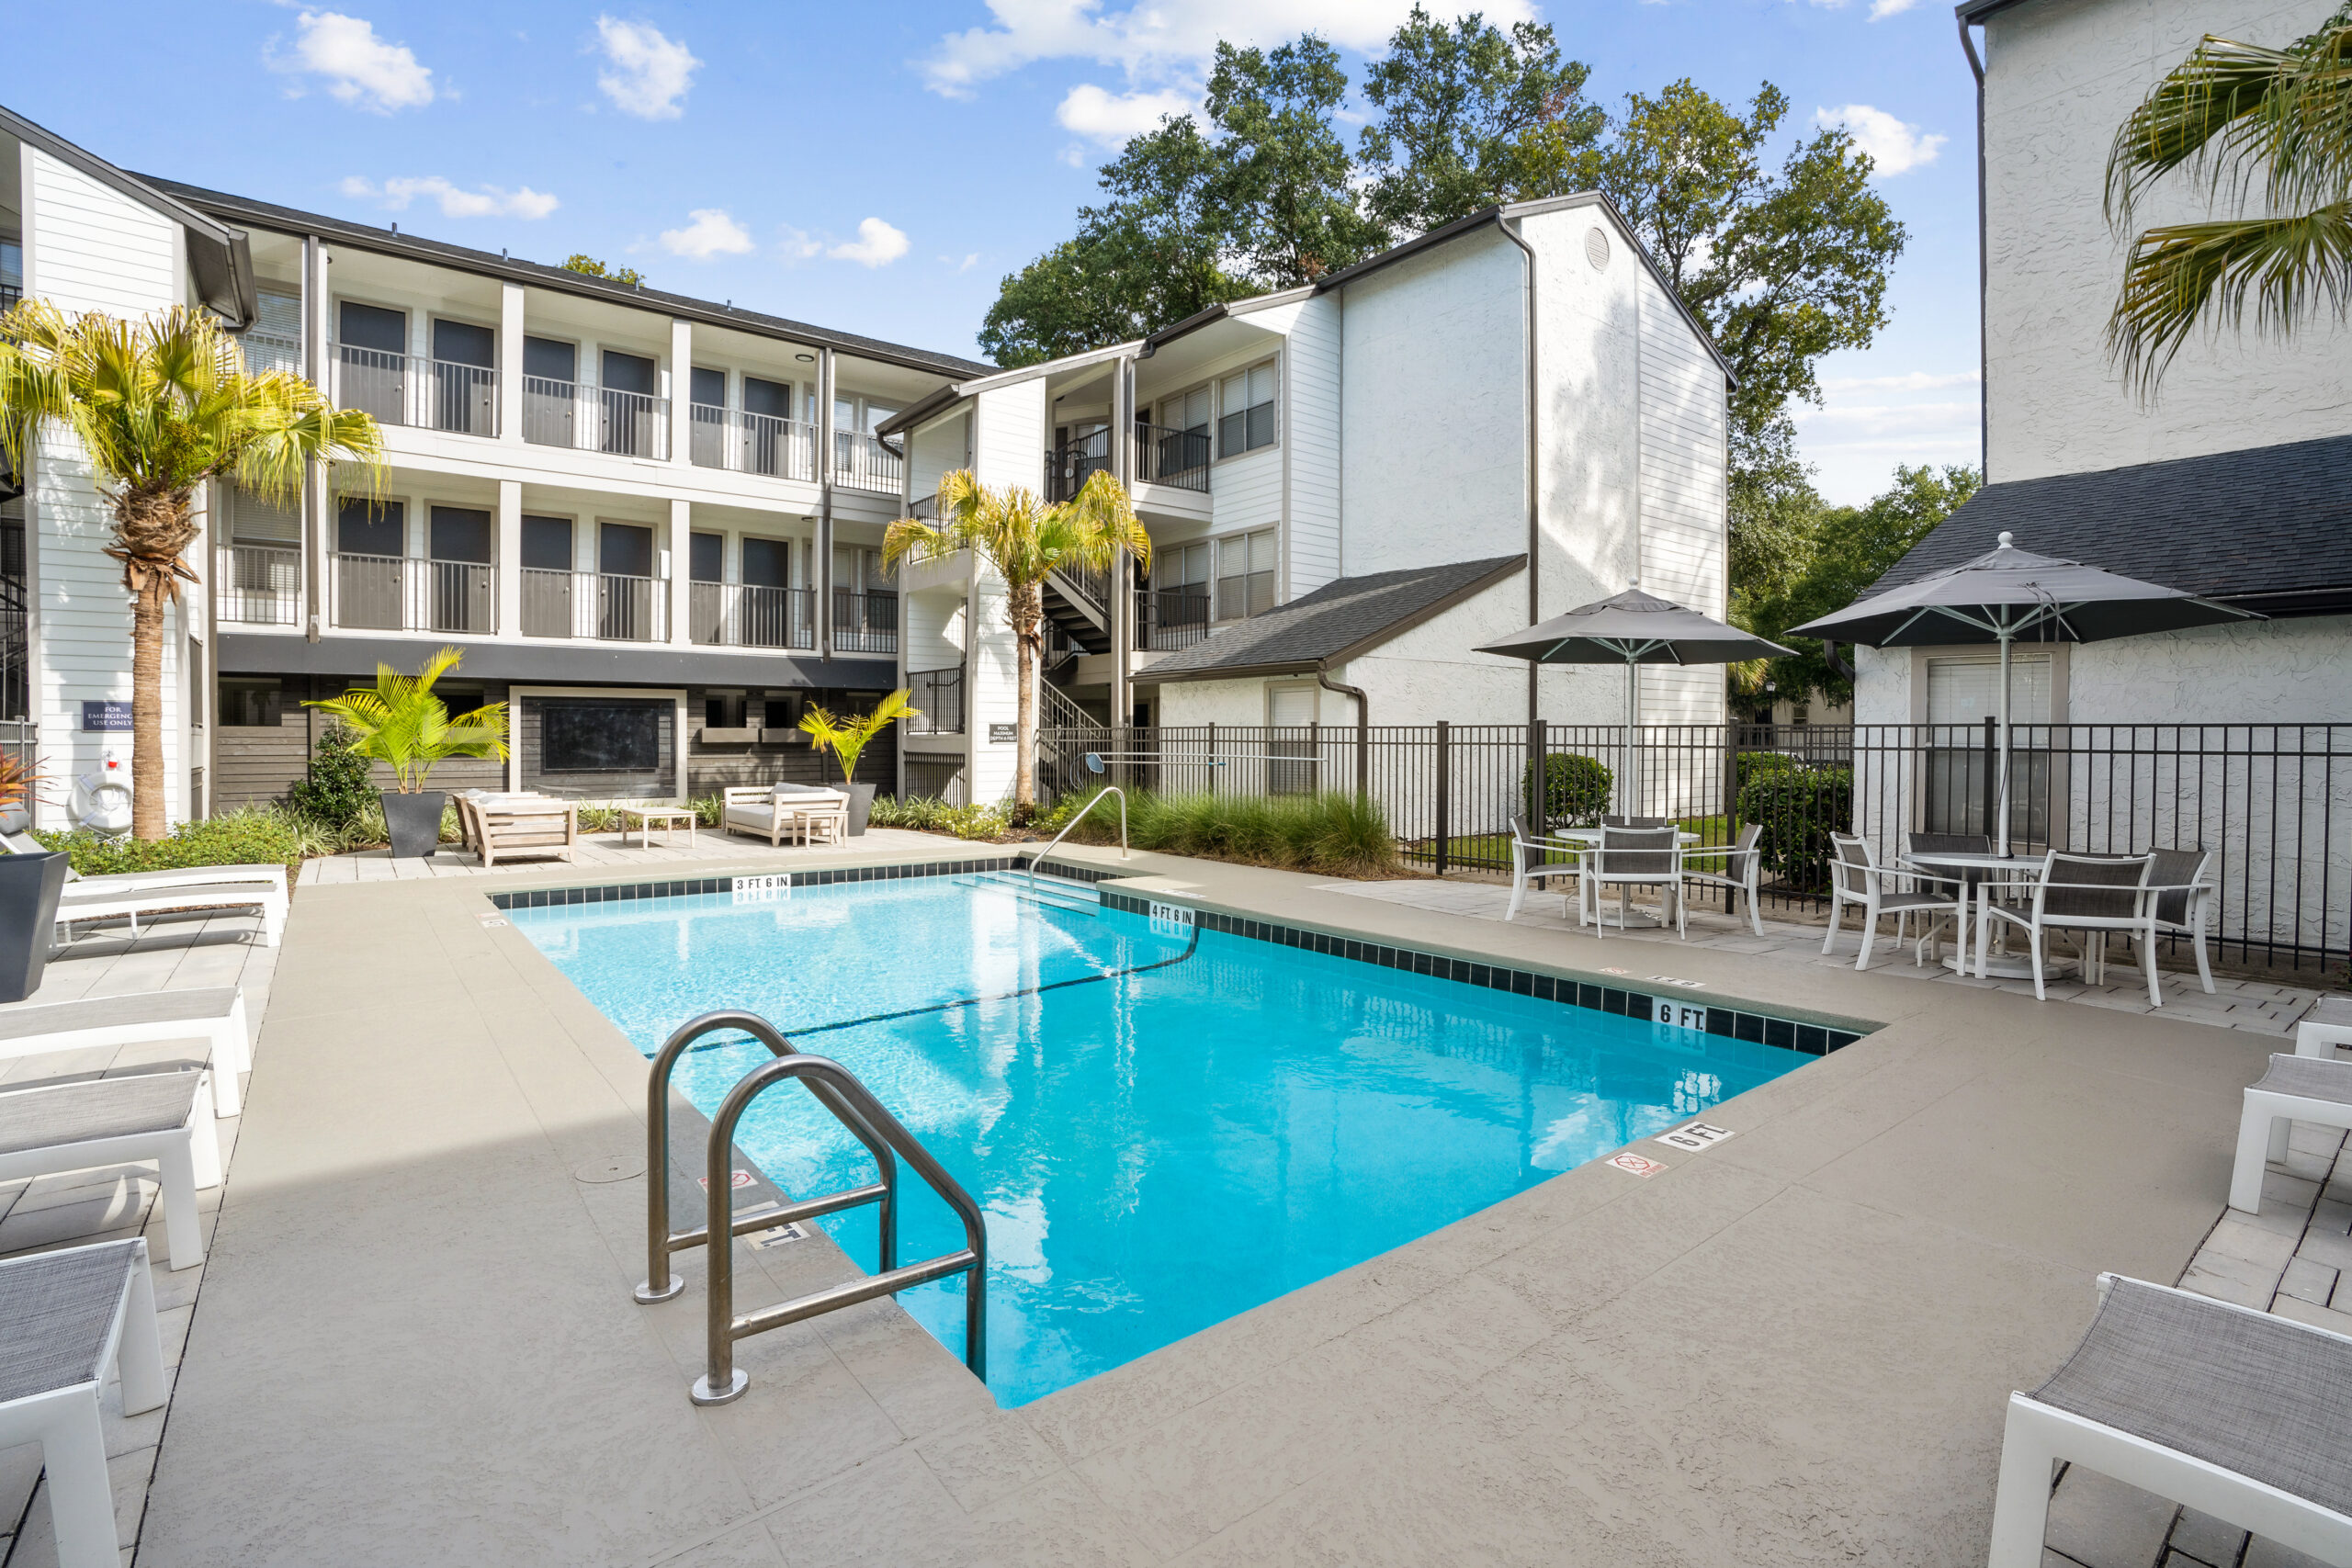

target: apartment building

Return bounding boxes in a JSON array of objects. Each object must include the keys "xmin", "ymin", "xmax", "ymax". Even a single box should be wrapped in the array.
[
  {"xmin": 1851, "ymin": 0, "xmax": 2352, "ymax": 730},
  {"xmin": 879, "ymin": 197, "xmax": 1735, "ymax": 805}
]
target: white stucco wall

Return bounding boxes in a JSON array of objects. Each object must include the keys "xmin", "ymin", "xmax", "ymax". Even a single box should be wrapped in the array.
[{"xmin": 1983, "ymin": 0, "xmax": 2351, "ymax": 482}]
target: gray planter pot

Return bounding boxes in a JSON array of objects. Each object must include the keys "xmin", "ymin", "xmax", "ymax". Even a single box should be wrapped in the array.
[
  {"xmin": 0, "ymin": 805, "xmax": 28, "ymax": 837},
  {"xmin": 0, "ymin": 851, "xmax": 69, "ymax": 1003},
  {"xmin": 843, "ymin": 782, "xmax": 876, "ymax": 837},
  {"xmin": 381, "ymin": 790, "xmax": 447, "ymax": 859}
]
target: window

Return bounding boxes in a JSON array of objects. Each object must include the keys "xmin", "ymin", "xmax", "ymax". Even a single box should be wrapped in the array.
[
  {"xmin": 1926, "ymin": 655, "xmax": 2052, "ymax": 727},
  {"xmin": 1216, "ymin": 529, "xmax": 1276, "ymax": 620},
  {"xmin": 689, "ymin": 532, "xmax": 724, "ymax": 584},
  {"xmin": 524, "ymin": 336, "xmax": 576, "ymax": 384},
  {"xmin": 521, "ymin": 515, "xmax": 573, "ymax": 571},
  {"xmin": 1217, "ymin": 362, "xmax": 1277, "ymax": 457},
  {"xmin": 704, "ymin": 691, "xmax": 747, "ymax": 729},
  {"xmin": 336, "ymin": 498, "xmax": 403, "ymax": 558},
  {"xmin": 741, "ymin": 536, "xmax": 793, "ymax": 589},
  {"xmin": 217, "ymin": 678, "xmax": 281, "ymax": 728},
  {"xmin": 690, "ymin": 367, "xmax": 727, "ymax": 411}
]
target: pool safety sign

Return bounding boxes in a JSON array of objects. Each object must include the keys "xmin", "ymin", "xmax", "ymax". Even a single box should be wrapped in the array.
[
  {"xmin": 1148, "ymin": 900, "xmax": 1195, "ymax": 937},
  {"xmin": 1653, "ymin": 996, "xmax": 1710, "ymax": 1031},
  {"xmin": 1607, "ymin": 1152, "xmax": 1667, "ymax": 1178},
  {"xmin": 1655, "ymin": 1122, "xmax": 1737, "ymax": 1154},
  {"xmin": 733, "ymin": 873, "xmax": 790, "ymax": 903}
]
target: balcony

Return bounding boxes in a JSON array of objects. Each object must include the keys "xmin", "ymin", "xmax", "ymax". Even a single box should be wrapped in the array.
[
  {"xmin": 906, "ymin": 665, "xmax": 964, "ymax": 735},
  {"xmin": 520, "ymin": 569, "xmax": 668, "ymax": 641},
  {"xmin": 1134, "ymin": 423, "xmax": 1210, "ymax": 492},
  {"xmin": 330, "ymin": 553, "xmax": 496, "ymax": 635},
  {"xmin": 686, "ymin": 404, "xmax": 818, "ymax": 481},
  {"xmin": 831, "ymin": 590, "xmax": 898, "ymax": 656},
  {"xmin": 215, "ymin": 545, "xmax": 302, "ymax": 626},
  {"xmin": 832, "ymin": 432, "xmax": 903, "ymax": 494},
  {"xmin": 522, "ymin": 378, "xmax": 670, "ymax": 459},
  {"xmin": 334, "ymin": 347, "xmax": 499, "ymax": 437},
  {"xmin": 687, "ymin": 581, "xmax": 816, "ymax": 649},
  {"xmin": 1138, "ymin": 587, "xmax": 1213, "ymax": 651}
]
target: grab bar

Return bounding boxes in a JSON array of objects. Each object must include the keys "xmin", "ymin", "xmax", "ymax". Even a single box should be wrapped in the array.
[
  {"xmin": 694, "ymin": 1051, "xmax": 988, "ymax": 1404},
  {"xmin": 1025, "ymin": 784, "xmax": 1126, "ymax": 900},
  {"xmin": 636, "ymin": 1010, "xmax": 899, "ymax": 1305}
]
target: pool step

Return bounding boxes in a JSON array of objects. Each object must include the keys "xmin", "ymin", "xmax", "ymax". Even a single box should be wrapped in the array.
[{"xmin": 957, "ymin": 867, "xmax": 1102, "ymax": 916}]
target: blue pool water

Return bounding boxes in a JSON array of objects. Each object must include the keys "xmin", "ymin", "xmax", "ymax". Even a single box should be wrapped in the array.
[{"xmin": 514, "ymin": 876, "xmax": 1805, "ymax": 1406}]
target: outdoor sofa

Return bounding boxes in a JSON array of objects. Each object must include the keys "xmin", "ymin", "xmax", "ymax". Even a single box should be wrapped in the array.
[{"xmin": 721, "ymin": 783, "xmax": 848, "ymax": 848}]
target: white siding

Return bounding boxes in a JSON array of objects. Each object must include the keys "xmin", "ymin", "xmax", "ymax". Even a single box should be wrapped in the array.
[
  {"xmin": 965, "ymin": 382, "xmax": 1046, "ymax": 803},
  {"xmin": 907, "ymin": 410, "xmax": 972, "ymax": 501},
  {"xmin": 1210, "ymin": 447, "xmax": 1283, "ymax": 534},
  {"xmin": 971, "ymin": 381, "xmax": 1046, "ymax": 492},
  {"xmin": 1635, "ymin": 263, "xmax": 1729, "ymax": 725},
  {"xmin": 1283, "ymin": 294, "xmax": 1341, "ymax": 600},
  {"xmin": 25, "ymin": 149, "xmax": 177, "ymax": 315}
]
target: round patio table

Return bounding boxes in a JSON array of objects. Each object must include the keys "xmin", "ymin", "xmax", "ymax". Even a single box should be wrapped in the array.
[{"xmin": 1900, "ymin": 850, "xmax": 2061, "ymax": 979}]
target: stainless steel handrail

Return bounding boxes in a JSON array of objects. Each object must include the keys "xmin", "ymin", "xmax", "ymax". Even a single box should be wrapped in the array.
[
  {"xmin": 1025, "ymin": 784, "xmax": 1126, "ymax": 900},
  {"xmin": 637, "ymin": 1010, "xmax": 896, "ymax": 1305},
  {"xmin": 694, "ymin": 1051, "xmax": 987, "ymax": 1405}
]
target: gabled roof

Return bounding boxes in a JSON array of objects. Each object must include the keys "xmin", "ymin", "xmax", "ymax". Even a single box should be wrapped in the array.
[
  {"xmin": 0, "ymin": 104, "xmax": 254, "ymax": 325},
  {"xmin": 145, "ymin": 178, "xmax": 996, "ymax": 381},
  {"xmin": 1871, "ymin": 434, "xmax": 2352, "ymax": 614},
  {"xmin": 1147, "ymin": 556, "xmax": 1525, "ymax": 682}
]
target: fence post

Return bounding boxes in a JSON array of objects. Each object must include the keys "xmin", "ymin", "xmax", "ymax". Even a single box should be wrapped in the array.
[
  {"xmin": 1723, "ymin": 723, "xmax": 1742, "ymax": 914},
  {"xmin": 1530, "ymin": 717, "xmax": 1549, "ymax": 841},
  {"xmin": 1205, "ymin": 721, "xmax": 1216, "ymax": 796},
  {"xmin": 1434, "ymin": 719, "xmax": 1451, "ymax": 877},
  {"xmin": 1982, "ymin": 715, "xmax": 1998, "ymax": 840},
  {"xmin": 1310, "ymin": 719, "xmax": 1321, "ymax": 799}
]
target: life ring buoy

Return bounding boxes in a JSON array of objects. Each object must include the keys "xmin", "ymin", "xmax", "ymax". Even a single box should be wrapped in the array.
[{"xmin": 72, "ymin": 761, "xmax": 132, "ymax": 833}]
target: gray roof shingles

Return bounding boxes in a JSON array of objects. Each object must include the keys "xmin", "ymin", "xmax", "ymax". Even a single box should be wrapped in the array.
[
  {"xmin": 1873, "ymin": 434, "xmax": 2352, "ymax": 607},
  {"xmin": 1147, "ymin": 556, "xmax": 1523, "ymax": 680}
]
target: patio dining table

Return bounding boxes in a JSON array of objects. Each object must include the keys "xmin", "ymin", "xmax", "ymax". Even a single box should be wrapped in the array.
[{"xmin": 1901, "ymin": 849, "xmax": 2205, "ymax": 984}]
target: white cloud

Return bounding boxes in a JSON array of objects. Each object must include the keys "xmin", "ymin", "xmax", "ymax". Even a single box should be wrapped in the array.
[
  {"xmin": 339, "ymin": 175, "xmax": 558, "ymax": 220},
  {"xmin": 275, "ymin": 11, "xmax": 435, "ymax": 112},
  {"xmin": 1820, "ymin": 370, "xmax": 1981, "ymax": 393},
  {"xmin": 1868, "ymin": 0, "xmax": 1921, "ymax": 15},
  {"xmin": 828, "ymin": 218, "xmax": 910, "ymax": 268},
  {"xmin": 776, "ymin": 227, "xmax": 825, "ymax": 263},
  {"xmin": 922, "ymin": 0, "xmax": 1534, "ymax": 98},
  {"xmin": 939, "ymin": 252, "xmax": 982, "ymax": 272},
  {"xmin": 1815, "ymin": 104, "xmax": 1947, "ymax": 176},
  {"xmin": 1057, "ymin": 84, "xmax": 1196, "ymax": 145},
  {"xmin": 594, "ymin": 17, "xmax": 699, "ymax": 119},
  {"xmin": 659, "ymin": 208, "xmax": 754, "ymax": 259}
]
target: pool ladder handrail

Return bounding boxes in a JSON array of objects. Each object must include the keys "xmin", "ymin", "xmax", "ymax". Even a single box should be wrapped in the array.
[
  {"xmin": 1024, "ymin": 784, "xmax": 1126, "ymax": 902},
  {"xmin": 633, "ymin": 1010, "xmax": 989, "ymax": 1405}
]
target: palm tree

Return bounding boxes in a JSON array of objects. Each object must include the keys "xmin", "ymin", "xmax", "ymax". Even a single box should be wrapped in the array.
[
  {"xmin": 2105, "ymin": 9, "xmax": 2352, "ymax": 392},
  {"xmin": 0, "ymin": 301, "xmax": 384, "ymax": 838},
  {"xmin": 882, "ymin": 468, "xmax": 1150, "ymax": 813},
  {"xmin": 303, "ymin": 647, "xmax": 509, "ymax": 794}
]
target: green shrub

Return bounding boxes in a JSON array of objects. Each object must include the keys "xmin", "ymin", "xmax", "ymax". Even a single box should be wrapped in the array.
[
  {"xmin": 288, "ymin": 722, "xmax": 376, "ymax": 829},
  {"xmin": 35, "ymin": 806, "xmax": 303, "ymax": 875},
  {"xmin": 1057, "ymin": 788, "xmax": 1398, "ymax": 877},
  {"xmin": 1523, "ymin": 753, "xmax": 1613, "ymax": 827},
  {"xmin": 1735, "ymin": 750, "xmax": 1803, "ymax": 792},
  {"xmin": 1736, "ymin": 764, "xmax": 1851, "ymax": 893},
  {"xmin": 869, "ymin": 794, "xmax": 1012, "ymax": 840}
]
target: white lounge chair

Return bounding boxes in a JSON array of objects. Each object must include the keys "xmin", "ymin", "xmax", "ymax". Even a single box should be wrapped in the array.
[
  {"xmin": 0, "ymin": 987, "xmax": 252, "ymax": 1117},
  {"xmin": 2295, "ymin": 994, "xmax": 2352, "ymax": 1060},
  {"xmin": 1679, "ymin": 823, "xmax": 1766, "ymax": 937},
  {"xmin": 0, "ymin": 1066, "xmax": 220, "ymax": 1269},
  {"xmin": 3, "ymin": 829, "xmax": 287, "ymax": 897},
  {"xmin": 721, "ymin": 784, "xmax": 848, "ymax": 848},
  {"xmin": 1578, "ymin": 826, "xmax": 1685, "ymax": 939},
  {"xmin": 51, "ymin": 873, "xmax": 286, "ymax": 948},
  {"xmin": 0, "ymin": 1238, "xmax": 170, "ymax": 1568},
  {"xmin": 1823, "ymin": 832, "xmax": 1961, "ymax": 970},
  {"xmin": 1503, "ymin": 814, "xmax": 1581, "ymax": 921},
  {"xmin": 1986, "ymin": 1273, "xmax": 2352, "ymax": 1567},
  {"xmin": 1976, "ymin": 850, "xmax": 2160, "ymax": 1004},
  {"xmin": 2231, "ymin": 1054, "xmax": 2352, "ymax": 1213}
]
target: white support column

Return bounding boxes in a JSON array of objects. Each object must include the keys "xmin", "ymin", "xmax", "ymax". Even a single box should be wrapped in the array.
[
  {"xmin": 668, "ymin": 318, "xmax": 693, "ymax": 467},
  {"xmin": 495, "ymin": 479, "xmax": 522, "ymax": 637},
  {"xmin": 497, "ymin": 283, "xmax": 525, "ymax": 444},
  {"xmin": 816, "ymin": 347, "xmax": 835, "ymax": 660},
  {"xmin": 667, "ymin": 498, "xmax": 692, "ymax": 646},
  {"xmin": 305, "ymin": 238, "xmax": 333, "ymax": 642}
]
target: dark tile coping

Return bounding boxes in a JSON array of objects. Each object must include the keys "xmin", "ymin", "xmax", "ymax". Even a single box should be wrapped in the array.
[{"xmin": 486, "ymin": 861, "xmax": 1871, "ymax": 1058}]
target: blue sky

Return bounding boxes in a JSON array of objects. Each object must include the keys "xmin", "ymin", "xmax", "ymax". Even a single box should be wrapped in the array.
[{"xmin": 10, "ymin": 1, "xmax": 1981, "ymax": 503}]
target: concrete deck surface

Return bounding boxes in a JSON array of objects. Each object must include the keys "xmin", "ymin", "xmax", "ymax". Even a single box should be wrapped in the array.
[{"xmin": 1, "ymin": 838, "xmax": 2338, "ymax": 1566}]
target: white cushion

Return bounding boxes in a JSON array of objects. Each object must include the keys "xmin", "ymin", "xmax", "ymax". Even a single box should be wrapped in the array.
[
  {"xmin": 771, "ymin": 783, "xmax": 843, "ymax": 802},
  {"xmin": 727, "ymin": 805, "xmax": 780, "ymax": 830}
]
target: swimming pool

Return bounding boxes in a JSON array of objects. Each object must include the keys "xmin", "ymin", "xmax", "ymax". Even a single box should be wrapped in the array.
[{"xmin": 511, "ymin": 869, "xmax": 1815, "ymax": 1406}]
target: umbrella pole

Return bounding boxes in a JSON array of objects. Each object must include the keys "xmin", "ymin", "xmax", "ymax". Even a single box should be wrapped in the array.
[
  {"xmin": 1995, "ymin": 631, "xmax": 2013, "ymax": 857},
  {"xmin": 1624, "ymin": 658, "xmax": 1640, "ymax": 818}
]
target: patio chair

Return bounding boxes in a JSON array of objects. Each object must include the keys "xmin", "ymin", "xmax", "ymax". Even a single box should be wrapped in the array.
[
  {"xmin": 0, "ymin": 986, "xmax": 252, "ymax": 1117},
  {"xmin": 2231, "ymin": 1054, "xmax": 2352, "ymax": 1213},
  {"xmin": 1579, "ymin": 826, "xmax": 1684, "ymax": 940},
  {"xmin": 1600, "ymin": 815, "xmax": 1670, "ymax": 829},
  {"xmin": 1985, "ymin": 1273, "xmax": 2352, "ymax": 1567},
  {"xmin": 2147, "ymin": 847, "xmax": 2218, "ymax": 995},
  {"xmin": 1679, "ymin": 823, "xmax": 1765, "ymax": 937},
  {"xmin": 1975, "ymin": 851, "xmax": 2159, "ymax": 1005},
  {"xmin": 2298, "ymin": 995, "xmax": 2352, "ymax": 1060},
  {"xmin": 48, "ymin": 868, "xmax": 287, "ymax": 949},
  {"xmin": 0, "ymin": 1238, "xmax": 169, "ymax": 1568},
  {"xmin": 5, "ymin": 830, "xmax": 287, "ymax": 897},
  {"xmin": 721, "ymin": 784, "xmax": 848, "ymax": 848},
  {"xmin": 1823, "ymin": 833, "xmax": 1962, "ymax": 971},
  {"xmin": 1504, "ymin": 814, "xmax": 1581, "ymax": 921},
  {"xmin": 469, "ymin": 798, "xmax": 578, "ymax": 870},
  {"xmin": 0, "ymin": 1065, "xmax": 220, "ymax": 1269}
]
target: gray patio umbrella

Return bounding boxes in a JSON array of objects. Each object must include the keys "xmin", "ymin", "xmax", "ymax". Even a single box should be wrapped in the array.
[
  {"xmin": 1788, "ymin": 530, "xmax": 2257, "ymax": 852},
  {"xmin": 1476, "ymin": 585, "xmax": 1793, "ymax": 816}
]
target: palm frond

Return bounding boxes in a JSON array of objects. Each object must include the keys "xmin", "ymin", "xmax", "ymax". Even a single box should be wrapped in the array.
[
  {"xmin": 2108, "ymin": 198, "xmax": 2352, "ymax": 392},
  {"xmin": 2105, "ymin": 30, "xmax": 2352, "ymax": 225}
]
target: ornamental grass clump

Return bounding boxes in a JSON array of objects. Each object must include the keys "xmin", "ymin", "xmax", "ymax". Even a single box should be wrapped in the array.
[{"xmin": 1057, "ymin": 788, "xmax": 1397, "ymax": 877}]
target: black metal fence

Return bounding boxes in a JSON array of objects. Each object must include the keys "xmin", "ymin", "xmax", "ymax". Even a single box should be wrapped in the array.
[{"xmin": 1037, "ymin": 721, "xmax": 2352, "ymax": 972}]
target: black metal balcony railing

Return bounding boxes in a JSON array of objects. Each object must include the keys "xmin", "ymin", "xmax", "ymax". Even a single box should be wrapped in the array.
[
  {"xmin": 688, "ymin": 581, "xmax": 816, "ymax": 650},
  {"xmin": 335, "ymin": 346, "xmax": 499, "ymax": 437},
  {"xmin": 906, "ymin": 666, "xmax": 965, "ymax": 735},
  {"xmin": 520, "ymin": 568, "xmax": 667, "ymax": 641},
  {"xmin": 833, "ymin": 432, "xmax": 903, "ymax": 493},
  {"xmin": 0, "ymin": 283, "xmax": 19, "ymax": 311},
  {"xmin": 1043, "ymin": 428, "xmax": 1113, "ymax": 502},
  {"xmin": 330, "ymin": 553, "xmax": 496, "ymax": 635},
  {"xmin": 521, "ymin": 378, "xmax": 671, "ymax": 459},
  {"xmin": 1134, "ymin": 423, "xmax": 1210, "ymax": 491},
  {"xmin": 688, "ymin": 404, "xmax": 818, "ymax": 480},
  {"xmin": 215, "ymin": 545, "xmax": 303, "ymax": 626},
  {"xmin": 1138, "ymin": 587, "xmax": 1213, "ymax": 651},
  {"xmin": 831, "ymin": 590, "xmax": 898, "ymax": 655}
]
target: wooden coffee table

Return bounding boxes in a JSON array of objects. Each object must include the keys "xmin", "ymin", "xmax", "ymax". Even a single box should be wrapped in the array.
[{"xmin": 621, "ymin": 805, "xmax": 697, "ymax": 850}]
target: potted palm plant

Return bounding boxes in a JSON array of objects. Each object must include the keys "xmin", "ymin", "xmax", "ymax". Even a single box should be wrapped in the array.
[
  {"xmin": 798, "ymin": 690, "xmax": 915, "ymax": 836},
  {"xmin": 306, "ymin": 648, "xmax": 509, "ymax": 859},
  {"xmin": 0, "ymin": 751, "xmax": 64, "ymax": 1003}
]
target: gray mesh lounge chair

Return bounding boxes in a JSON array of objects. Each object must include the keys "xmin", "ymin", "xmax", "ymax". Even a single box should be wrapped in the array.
[
  {"xmin": 0, "ymin": 987, "xmax": 252, "ymax": 1117},
  {"xmin": 1977, "ymin": 851, "xmax": 2159, "ymax": 1004},
  {"xmin": 0, "ymin": 1238, "xmax": 168, "ymax": 1568},
  {"xmin": 1987, "ymin": 1274, "xmax": 2352, "ymax": 1566},
  {"xmin": 2300, "ymin": 995, "xmax": 2352, "ymax": 1060},
  {"xmin": 1679, "ymin": 823, "xmax": 1765, "ymax": 937},
  {"xmin": 1581, "ymin": 827, "xmax": 1684, "ymax": 939},
  {"xmin": 0, "ymin": 1066, "xmax": 220, "ymax": 1269},
  {"xmin": 2232, "ymin": 1054, "xmax": 2352, "ymax": 1213},
  {"xmin": 1600, "ymin": 815, "xmax": 1670, "ymax": 829},
  {"xmin": 1823, "ymin": 833, "xmax": 1960, "ymax": 970}
]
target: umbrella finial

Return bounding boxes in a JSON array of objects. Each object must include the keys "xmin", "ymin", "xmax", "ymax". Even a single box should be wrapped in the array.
[{"xmin": 1996, "ymin": 531, "xmax": 2014, "ymax": 549}]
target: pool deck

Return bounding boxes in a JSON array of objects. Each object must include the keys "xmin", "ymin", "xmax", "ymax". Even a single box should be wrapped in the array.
[{"xmin": 11, "ymin": 837, "xmax": 2341, "ymax": 1566}]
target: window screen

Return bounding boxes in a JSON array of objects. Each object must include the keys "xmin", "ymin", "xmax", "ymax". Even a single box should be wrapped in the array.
[
  {"xmin": 1926, "ymin": 656, "xmax": 2052, "ymax": 727},
  {"xmin": 541, "ymin": 704, "xmax": 661, "ymax": 772}
]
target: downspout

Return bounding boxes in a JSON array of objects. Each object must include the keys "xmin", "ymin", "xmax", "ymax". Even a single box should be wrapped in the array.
[
  {"xmin": 1495, "ymin": 216, "xmax": 1541, "ymax": 729},
  {"xmin": 1958, "ymin": 14, "xmax": 1990, "ymax": 479},
  {"xmin": 1315, "ymin": 663, "xmax": 1370, "ymax": 796}
]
